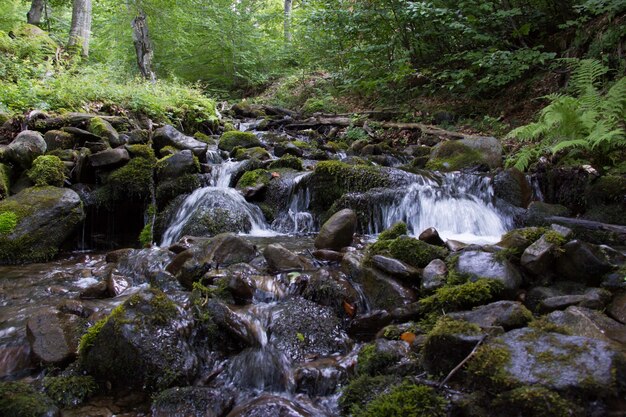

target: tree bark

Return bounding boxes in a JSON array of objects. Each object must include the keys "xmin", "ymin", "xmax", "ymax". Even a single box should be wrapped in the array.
[
  {"xmin": 284, "ymin": 0, "xmax": 293, "ymax": 43},
  {"xmin": 130, "ymin": 9, "xmax": 156, "ymax": 82},
  {"xmin": 27, "ymin": 0, "xmax": 45, "ymax": 26},
  {"xmin": 67, "ymin": 0, "xmax": 92, "ymax": 57}
]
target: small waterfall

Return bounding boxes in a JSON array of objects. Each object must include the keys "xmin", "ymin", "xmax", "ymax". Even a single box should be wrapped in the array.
[
  {"xmin": 272, "ymin": 173, "xmax": 315, "ymax": 234},
  {"xmin": 371, "ymin": 172, "xmax": 512, "ymax": 244},
  {"xmin": 211, "ymin": 159, "xmax": 245, "ymax": 188}
]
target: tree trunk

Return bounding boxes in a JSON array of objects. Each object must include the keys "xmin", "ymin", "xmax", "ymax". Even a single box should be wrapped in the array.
[
  {"xmin": 284, "ymin": 0, "xmax": 293, "ymax": 43},
  {"xmin": 27, "ymin": 0, "xmax": 45, "ymax": 26},
  {"xmin": 67, "ymin": 0, "xmax": 92, "ymax": 57},
  {"xmin": 131, "ymin": 9, "xmax": 156, "ymax": 82}
]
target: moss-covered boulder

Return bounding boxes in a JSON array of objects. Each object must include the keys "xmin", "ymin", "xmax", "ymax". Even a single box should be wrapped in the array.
[
  {"xmin": 218, "ymin": 131, "xmax": 261, "ymax": 152},
  {"xmin": 367, "ymin": 235, "xmax": 448, "ymax": 269},
  {"xmin": 88, "ymin": 117, "xmax": 120, "ymax": 146},
  {"xmin": 456, "ymin": 250, "xmax": 523, "ymax": 293},
  {"xmin": 236, "ymin": 169, "xmax": 271, "ymax": 189},
  {"xmin": 154, "ymin": 125, "xmax": 209, "ymax": 159},
  {"xmin": 43, "ymin": 130, "xmax": 76, "ymax": 151},
  {"xmin": 352, "ymin": 382, "xmax": 447, "ymax": 417},
  {"xmin": 427, "ymin": 136, "xmax": 502, "ymax": 172},
  {"xmin": 0, "ymin": 381, "xmax": 58, "ymax": 417},
  {"xmin": 27, "ymin": 155, "xmax": 66, "ymax": 187},
  {"xmin": 155, "ymin": 149, "xmax": 199, "ymax": 181},
  {"xmin": 81, "ymin": 289, "xmax": 198, "ymax": 391},
  {"xmin": 0, "ymin": 187, "xmax": 84, "ymax": 263},
  {"xmin": 268, "ymin": 154, "xmax": 303, "ymax": 171},
  {"xmin": 0, "ymin": 163, "xmax": 11, "ymax": 200},
  {"xmin": 233, "ymin": 146, "xmax": 271, "ymax": 161}
]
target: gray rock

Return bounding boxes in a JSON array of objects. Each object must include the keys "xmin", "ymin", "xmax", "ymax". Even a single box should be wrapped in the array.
[
  {"xmin": 555, "ymin": 240, "xmax": 618, "ymax": 285},
  {"xmin": 421, "ymin": 259, "xmax": 447, "ymax": 292},
  {"xmin": 152, "ymin": 386, "xmax": 235, "ymax": 417},
  {"xmin": 371, "ymin": 255, "xmax": 420, "ymax": 280},
  {"xmin": 6, "ymin": 130, "xmax": 46, "ymax": 169},
  {"xmin": 302, "ymin": 269, "xmax": 359, "ymax": 317},
  {"xmin": 263, "ymin": 243, "xmax": 314, "ymax": 272},
  {"xmin": 608, "ymin": 292, "xmax": 626, "ymax": 324},
  {"xmin": 525, "ymin": 201, "xmax": 570, "ymax": 226},
  {"xmin": 546, "ymin": 306, "xmax": 626, "ymax": 345},
  {"xmin": 0, "ymin": 187, "xmax": 85, "ymax": 263},
  {"xmin": 520, "ymin": 235, "xmax": 557, "ymax": 276},
  {"xmin": 448, "ymin": 301, "xmax": 532, "ymax": 330},
  {"xmin": 294, "ymin": 359, "xmax": 348, "ymax": 397},
  {"xmin": 446, "ymin": 239, "xmax": 468, "ymax": 252},
  {"xmin": 348, "ymin": 310, "xmax": 392, "ymax": 341},
  {"xmin": 538, "ymin": 288, "xmax": 611, "ymax": 313},
  {"xmin": 26, "ymin": 310, "xmax": 82, "ymax": 365},
  {"xmin": 154, "ymin": 125, "xmax": 208, "ymax": 159},
  {"xmin": 456, "ymin": 250, "xmax": 523, "ymax": 293},
  {"xmin": 89, "ymin": 148, "xmax": 130, "ymax": 168},
  {"xmin": 459, "ymin": 136, "xmax": 502, "ymax": 169},
  {"xmin": 493, "ymin": 168, "xmax": 532, "ymax": 208},
  {"xmin": 44, "ymin": 130, "xmax": 76, "ymax": 151},
  {"xmin": 479, "ymin": 327, "xmax": 626, "ymax": 396},
  {"xmin": 314, "ymin": 208, "xmax": 357, "ymax": 250},
  {"xmin": 207, "ymin": 300, "xmax": 262, "ymax": 347},
  {"xmin": 225, "ymin": 394, "xmax": 315, "ymax": 417},
  {"xmin": 88, "ymin": 117, "xmax": 120, "ymax": 145},
  {"xmin": 156, "ymin": 149, "xmax": 198, "ymax": 180},
  {"xmin": 312, "ymin": 249, "xmax": 344, "ymax": 262},
  {"xmin": 83, "ymin": 289, "xmax": 198, "ymax": 391}
]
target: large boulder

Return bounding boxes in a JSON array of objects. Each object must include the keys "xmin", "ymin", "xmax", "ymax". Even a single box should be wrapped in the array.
[
  {"xmin": 427, "ymin": 136, "xmax": 502, "ymax": 171},
  {"xmin": 154, "ymin": 125, "xmax": 209, "ymax": 158},
  {"xmin": 43, "ymin": 130, "xmax": 76, "ymax": 151},
  {"xmin": 456, "ymin": 250, "xmax": 523, "ymax": 293},
  {"xmin": 26, "ymin": 309, "xmax": 83, "ymax": 365},
  {"xmin": 82, "ymin": 289, "xmax": 198, "ymax": 391},
  {"xmin": 88, "ymin": 117, "xmax": 120, "ymax": 146},
  {"xmin": 554, "ymin": 240, "xmax": 620, "ymax": 285},
  {"xmin": 314, "ymin": 208, "xmax": 357, "ymax": 250},
  {"xmin": 156, "ymin": 150, "xmax": 199, "ymax": 181},
  {"xmin": 546, "ymin": 306, "xmax": 626, "ymax": 345},
  {"xmin": 493, "ymin": 168, "xmax": 532, "ymax": 208},
  {"xmin": 6, "ymin": 130, "xmax": 47, "ymax": 169},
  {"xmin": 218, "ymin": 131, "xmax": 261, "ymax": 153},
  {"xmin": 263, "ymin": 243, "xmax": 314, "ymax": 272},
  {"xmin": 0, "ymin": 187, "xmax": 85, "ymax": 263},
  {"xmin": 170, "ymin": 233, "xmax": 258, "ymax": 288}
]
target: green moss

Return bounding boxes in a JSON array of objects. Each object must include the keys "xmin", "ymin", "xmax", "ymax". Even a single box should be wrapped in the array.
[
  {"xmin": 156, "ymin": 174, "xmax": 201, "ymax": 207},
  {"xmin": 465, "ymin": 344, "xmax": 512, "ymax": 388},
  {"xmin": 27, "ymin": 155, "xmax": 66, "ymax": 187},
  {"xmin": 0, "ymin": 381, "xmax": 56, "ymax": 417},
  {"xmin": 108, "ymin": 155, "xmax": 156, "ymax": 201},
  {"xmin": 367, "ymin": 235, "xmax": 447, "ymax": 268},
  {"xmin": 88, "ymin": 117, "xmax": 117, "ymax": 142},
  {"xmin": 543, "ymin": 230, "xmax": 567, "ymax": 246},
  {"xmin": 419, "ymin": 279, "xmax": 505, "ymax": 318},
  {"xmin": 193, "ymin": 132, "xmax": 213, "ymax": 144},
  {"xmin": 236, "ymin": 169, "xmax": 271, "ymax": 188},
  {"xmin": 527, "ymin": 317, "xmax": 572, "ymax": 335},
  {"xmin": 492, "ymin": 386, "xmax": 574, "ymax": 417},
  {"xmin": 339, "ymin": 375, "xmax": 398, "ymax": 414},
  {"xmin": 0, "ymin": 211, "xmax": 17, "ymax": 234},
  {"xmin": 0, "ymin": 163, "xmax": 11, "ymax": 200},
  {"xmin": 223, "ymin": 122, "xmax": 235, "ymax": 132},
  {"xmin": 357, "ymin": 343, "xmax": 399, "ymax": 376},
  {"xmin": 586, "ymin": 175, "xmax": 626, "ymax": 204},
  {"xmin": 268, "ymin": 154, "xmax": 303, "ymax": 170},
  {"xmin": 502, "ymin": 227, "xmax": 548, "ymax": 244},
  {"xmin": 234, "ymin": 146, "xmax": 271, "ymax": 161},
  {"xmin": 426, "ymin": 141, "xmax": 485, "ymax": 172},
  {"xmin": 43, "ymin": 376, "xmax": 97, "ymax": 408},
  {"xmin": 354, "ymin": 382, "xmax": 447, "ymax": 417},
  {"xmin": 159, "ymin": 145, "xmax": 179, "ymax": 157},
  {"xmin": 427, "ymin": 316, "xmax": 481, "ymax": 338},
  {"xmin": 378, "ymin": 222, "xmax": 408, "ymax": 241},
  {"xmin": 78, "ymin": 303, "xmax": 126, "ymax": 355},
  {"xmin": 218, "ymin": 131, "xmax": 261, "ymax": 152},
  {"xmin": 146, "ymin": 289, "xmax": 178, "ymax": 325},
  {"xmin": 127, "ymin": 144, "xmax": 155, "ymax": 159},
  {"xmin": 292, "ymin": 140, "xmax": 313, "ymax": 149}
]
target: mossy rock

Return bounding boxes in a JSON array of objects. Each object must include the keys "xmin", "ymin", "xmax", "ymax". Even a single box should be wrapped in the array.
[
  {"xmin": 43, "ymin": 375, "xmax": 98, "ymax": 408},
  {"xmin": 367, "ymin": 235, "xmax": 448, "ymax": 269},
  {"xmin": 426, "ymin": 140, "xmax": 487, "ymax": 172},
  {"xmin": 356, "ymin": 342, "xmax": 402, "ymax": 376},
  {"xmin": 0, "ymin": 187, "xmax": 85, "ymax": 263},
  {"xmin": 378, "ymin": 222, "xmax": 408, "ymax": 241},
  {"xmin": 353, "ymin": 382, "xmax": 447, "ymax": 417},
  {"xmin": 0, "ymin": 163, "xmax": 11, "ymax": 200},
  {"xmin": 339, "ymin": 374, "xmax": 399, "ymax": 415},
  {"xmin": 27, "ymin": 155, "xmax": 66, "ymax": 187},
  {"xmin": 422, "ymin": 316, "xmax": 483, "ymax": 375},
  {"xmin": 492, "ymin": 386, "xmax": 582, "ymax": 417},
  {"xmin": 309, "ymin": 161, "xmax": 392, "ymax": 213},
  {"xmin": 0, "ymin": 381, "xmax": 57, "ymax": 417},
  {"xmin": 268, "ymin": 154, "xmax": 303, "ymax": 171},
  {"xmin": 218, "ymin": 131, "xmax": 261, "ymax": 152},
  {"xmin": 236, "ymin": 169, "xmax": 271, "ymax": 189},
  {"xmin": 106, "ymin": 155, "xmax": 156, "ymax": 201},
  {"xmin": 233, "ymin": 146, "xmax": 271, "ymax": 161},
  {"xmin": 156, "ymin": 174, "xmax": 201, "ymax": 208},
  {"xmin": 88, "ymin": 117, "xmax": 119, "ymax": 145}
]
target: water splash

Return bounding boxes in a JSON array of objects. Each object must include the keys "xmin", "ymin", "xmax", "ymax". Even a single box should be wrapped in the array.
[{"xmin": 272, "ymin": 173, "xmax": 315, "ymax": 234}]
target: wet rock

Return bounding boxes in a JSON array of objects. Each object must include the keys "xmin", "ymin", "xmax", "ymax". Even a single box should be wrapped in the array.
[
  {"xmin": 418, "ymin": 227, "xmax": 445, "ymax": 246},
  {"xmin": 82, "ymin": 289, "xmax": 198, "ymax": 391},
  {"xmin": 207, "ymin": 300, "xmax": 261, "ymax": 347},
  {"xmin": 263, "ymin": 243, "xmax": 314, "ymax": 272},
  {"xmin": 274, "ymin": 142, "xmax": 304, "ymax": 157},
  {"xmin": 421, "ymin": 259, "xmax": 447, "ymax": 292},
  {"xmin": 156, "ymin": 149, "xmax": 198, "ymax": 181},
  {"xmin": 295, "ymin": 358, "xmax": 348, "ymax": 396},
  {"xmin": 105, "ymin": 248, "xmax": 133, "ymax": 263},
  {"xmin": 538, "ymin": 288, "xmax": 611, "ymax": 313},
  {"xmin": 79, "ymin": 281, "xmax": 109, "ymax": 299},
  {"xmin": 154, "ymin": 125, "xmax": 209, "ymax": 158},
  {"xmin": 225, "ymin": 394, "xmax": 315, "ymax": 417},
  {"xmin": 6, "ymin": 130, "xmax": 46, "ymax": 169},
  {"xmin": 555, "ymin": 240, "xmax": 618, "ymax": 285},
  {"xmin": 493, "ymin": 168, "xmax": 532, "ymax": 208},
  {"xmin": 173, "ymin": 234, "xmax": 258, "ymax": 289},
  {"xmin": 446, "ymin": 239, "xmax": 468, "ymax": 252},
  {"xmin": 608, "ymin": 293, "xmax": 626, "ymax": 324},
  {"xmin": 117, "ymin": 247, "xmax": 176, "ymax": 283},
  {"xmin": 470, "ymin": 327, "xmax": 626, "ymax": 397},
  {"xmin": 26, "ymin": 310, "xmax": 82, "ymax": 365},
  {"xmin": 344, "ymin": 259, "xmax": 416, "ymax": 311},
  {"xmin": 456, "ymin": 250, "xmax": 523, "ymax": 293},
  {"xmin": 546, "ymin": 306, "xmax": 626, "ymax": 345},
  {"xmin": 314, "ymin": 208, "xmax": 357, "ymax": 250},
  {"xmin": 57, "ymin": 300, "xmax": 91, "ymax": 318},
  {"xmin": 269, "ymin": 297, "xmax": 349, "ymax": 363},
  {"xmin": 0, "ymin": 187, "xmax": 85, "ymax": 263},
  {"xmin": 371, "ymin": 255, "xmax": 420, "ymax": 280},
  {"xmin": 312, "ymin": 249, "xmax": 344, "ymax": 262},
  {"xmin": 106, "ymin": 270, "xmax": 131, "ymax": 296},
  {"xmin": 302, "ymin": 269, "xmax": 359, "ymax": 317},
  {"xmin": 89, "ymin": 148, "xmax": 130, "ymax": 168},
  {"xmin": 0, "ymin": 344, "xmax": 31, "ymax": 378},
  {"xmin": 152, "ymin": 386, "xmax": 235, "ymax": 417},
  {"xmin": 448, "ymin": 301, "xmax": 532, "ymax": 331},
  {"xmin": 0, "ymin": 381, "xmax": 58, "ymax": 417},
  {"xmin": 348, "ymin": 310, "xmax": 392, "ymax": 341},
  {"xmin": 524, "ymin": 201, "xmax": 569, "ymax": 227},
  {"xmin": 226, "ymin": 345, "xmax": 293, "ymax": 392}
]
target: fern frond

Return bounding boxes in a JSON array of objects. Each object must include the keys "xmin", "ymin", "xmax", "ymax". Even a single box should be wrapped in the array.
[
  {"xmin": 507, "ymin": 122, "xmax": 544, "ymax": 140},
  {"xmin": 569, "ymin": 59, "xmax": 609, "ymax": 96},
  {"xmin": 512, "ymin": 147, "xmax": 537, "ymax": 171},
  {"xmin": 602, "ymin": 77, "xmax": 626, "ymax": 123},
  {"xmin": 551, "ymin": 139, "xmax": 588, "ymax": 153}
]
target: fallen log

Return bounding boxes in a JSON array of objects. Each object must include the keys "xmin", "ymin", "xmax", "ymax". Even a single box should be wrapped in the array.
[{"xmin": 546, "ymin": 216, "xmax": 626, "ymax": 246}]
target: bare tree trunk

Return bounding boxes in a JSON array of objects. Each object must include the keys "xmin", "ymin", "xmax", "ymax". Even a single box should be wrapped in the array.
[
  {"xmin": 68, "ymin": 0, "xmax": 92, "ymax": 57},
  {"xmin": 284, "ymin": 0, "xmax": 293, "ymax": 43},
  {"xmin": 130, "ymin": 9, "xmax": 156, "ymax": 82},
  {"xmin": 27, "ymin": 0, "xmax": 45, "ymax": 26}
]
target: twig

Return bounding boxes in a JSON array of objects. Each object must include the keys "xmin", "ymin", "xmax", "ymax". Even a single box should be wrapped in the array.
[{"xmin": 438, "ymin": 334, "xmax": 487, "ymax": 389}]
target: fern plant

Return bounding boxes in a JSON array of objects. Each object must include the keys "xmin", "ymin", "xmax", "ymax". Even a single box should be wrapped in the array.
[{"xmin": 508, "ymin": 59, "xmax": 626, "ymax": 171}]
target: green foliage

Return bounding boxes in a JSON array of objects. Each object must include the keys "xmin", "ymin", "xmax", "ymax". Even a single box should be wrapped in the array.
[
  {"xmin": 43, "ymin": 376, "xmax": 98, "ymax": 408},
  {"xmin": 0, "ymin": 381, "xmax": 55, "ymax": 417},
  {"xmin": 508, "ymin": 59, "xmax": 626, "ymax": 171},
  {"xmin": 0, "ymin": 211, "xmax": 18, "ymax": 235},
  {"xmin": 353, "ymin": 382, "xmax": 447, "ymax": 417},
  {"xmin": 378, "ymin": 222, "xmax": 408, "ymax": 241},
  {"xmin": 27, "ymin": 155, "xmax": 66, "ymax": 187},
  {"xmin": 344, "ymin": 127, "xmax": 369, "ymax": 142},
  {"xmin": 356, "ymin": 344, "xmax": 398, "ymax": 376}
]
